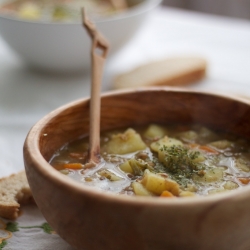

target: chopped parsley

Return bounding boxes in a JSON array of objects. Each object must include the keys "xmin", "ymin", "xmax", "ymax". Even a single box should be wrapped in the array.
[{"xmin": 159, "ymin": 145, "xmax": 205, "ymax": 179}]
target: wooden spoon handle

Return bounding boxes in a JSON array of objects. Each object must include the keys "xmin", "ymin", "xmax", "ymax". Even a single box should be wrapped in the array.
[
  {"xmin": 82, "ymin": 8, "xmax": 109, "ymax": 164},
  {"xmin": 89, "ymin": 45, "xmax": 106, "ymax": 164}
]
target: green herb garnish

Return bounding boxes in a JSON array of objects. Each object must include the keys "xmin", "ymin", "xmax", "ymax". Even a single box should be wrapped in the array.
[{"xmin": 160, "ymin": 145, "xmax": 205, "ymax": 179}]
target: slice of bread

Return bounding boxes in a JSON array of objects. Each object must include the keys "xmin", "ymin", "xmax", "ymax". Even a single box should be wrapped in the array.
[
  {"xmin": 113, "ymin": 56, "xmax": 207, "ymax": 89},
  {"xmin": 0, "ymin": 171, "xmax": 32, "ymax": 220}
]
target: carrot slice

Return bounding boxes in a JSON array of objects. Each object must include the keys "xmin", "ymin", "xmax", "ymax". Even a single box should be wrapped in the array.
[
  {"xmin": 160, "ymin": 190, "xmax": 174, "ymax": 198},
  {"xmin": 63, "ymin": 163, "xmax": 83, "ymax": 169},
  {"xmin": 198, "ymin": 145, "xmax": 218, "ymax": 154},
  {"xmin": 238, "ymin": 178, "xmax": 250, "ymax": 185},
  {"xmin": 188, "ymin": 144, "xmax": 218, "ymax": 154}
]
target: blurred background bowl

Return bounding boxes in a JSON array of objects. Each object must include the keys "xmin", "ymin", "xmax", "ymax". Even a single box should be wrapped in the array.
[{"xmin": 0, "ymin": 0, "xmax": 162, "ymax": 73}]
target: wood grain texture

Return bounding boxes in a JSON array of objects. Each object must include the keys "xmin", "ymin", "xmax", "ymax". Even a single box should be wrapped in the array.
[{"xmin": 23, "ymin": 88, "xmax": 250, "ymax": 250}]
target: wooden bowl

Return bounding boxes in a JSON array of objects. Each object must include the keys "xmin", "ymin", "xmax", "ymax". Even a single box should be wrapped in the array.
[{"xmin": 23, "ymin": 88, "xmax": 250, "ymax": 250}]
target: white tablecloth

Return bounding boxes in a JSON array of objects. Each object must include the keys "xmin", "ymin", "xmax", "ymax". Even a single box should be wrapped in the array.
[{"xmin": 0, "ymin": 6, "xmax": 250, "ymax": 249}]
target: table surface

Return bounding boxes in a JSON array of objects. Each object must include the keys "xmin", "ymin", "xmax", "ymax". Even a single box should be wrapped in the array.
[{"xmin": 0, "ymin": 6, "xmax": 250, "ymax": 250}]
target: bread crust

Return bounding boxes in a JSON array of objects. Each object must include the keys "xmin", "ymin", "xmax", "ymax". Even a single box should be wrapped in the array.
[
  {"xmin": 113, "ymin": 57, "xmax": 207, "ymax": 89},
  {"xmin": 0, "ymin": 171, "xmax": 32, "ymax": 220}
]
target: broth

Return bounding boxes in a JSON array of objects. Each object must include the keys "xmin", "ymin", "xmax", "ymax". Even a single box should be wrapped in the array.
[{"xmin": 50, "ymin": 124, "xmax": 250, "ymax": 198}]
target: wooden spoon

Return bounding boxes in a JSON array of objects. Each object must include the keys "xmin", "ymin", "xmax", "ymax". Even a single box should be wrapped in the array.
[{"xmin": 81, "ymin": 8, "xmax": 109, "ymax": 167}]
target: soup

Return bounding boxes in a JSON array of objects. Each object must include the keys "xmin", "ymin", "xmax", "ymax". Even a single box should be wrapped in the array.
[
  {"xmin": 0, "ymin": 0, "xmax": 127, "ymax": 22},
  {"xmin": 50, "ymin": 123, "xmax": 250, "ymax": 198}
]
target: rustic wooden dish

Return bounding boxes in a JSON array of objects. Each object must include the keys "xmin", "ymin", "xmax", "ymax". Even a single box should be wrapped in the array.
[{"xmin": 23, "ymin": 88, "xmax": 250, "ymax": 250}]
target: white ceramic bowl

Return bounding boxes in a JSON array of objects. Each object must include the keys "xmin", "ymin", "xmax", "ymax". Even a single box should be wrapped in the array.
[{"xmin": 0, "ymin": 0, "xmax": 161, "ymax": 73}]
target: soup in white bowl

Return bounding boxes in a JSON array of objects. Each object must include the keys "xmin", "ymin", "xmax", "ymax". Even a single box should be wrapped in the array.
[
  {"xmin": 0, "ymin": 0, "xmax": 128, "ymax": 22},
  {"xmin": 0, "ymin": 0, "xmax": 162, "ymax": 72}
]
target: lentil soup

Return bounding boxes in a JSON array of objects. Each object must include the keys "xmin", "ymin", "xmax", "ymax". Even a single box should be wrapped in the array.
[{"xmin": 50, "ymin": 123, "xmax": 250, "ymax": 198}]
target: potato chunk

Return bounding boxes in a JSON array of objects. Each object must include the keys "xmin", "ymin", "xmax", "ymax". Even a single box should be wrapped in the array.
[
  {"xmin": 132, "ymin": 182, "xmax": 153, "ymax": 196},
  {"xmin": 193, "ymin": 168, "xmax": 224, "ymax": 182},
  {"xmin": 98, "ymin": 169, "xmax": 123, "ymax": 181},
  {"xmin": 119, "ymin": 159, "xmax": 147, "ymax": 176},
  {"xmin": 119, "ymin": 161, "xmax": 133, "ymax": 174},
  {"xmin": 208, "ymin": 188, "xmax": 226, "ymax": 195},
  {"xmin": 209, "ymin": 140, "xmax": 233, "ymax": 150},
  {"xmin": 179, "ymin": 191, "xmax": 196, "ymax": 197},
  {"xmin": 143, "ymin": 124, "xmax": 166, "ymax": 139},
  {"xmin": 198, "ymin": 127, "xmax": 219, "ymax": 143},
  {"xmin": 150, "ymin": 137, "xmax": 183, "ymax": 153},
  {"xmin": 103, "ymin": 129, "xmax": 147, "ymax": 154},
  {"xmin": 235, "ymin": 158, "xmax": 250, "ymax": 172},
  {"xmin": 223, "ymin": 181, "xmax": 238, "ymax": 190},
  {"xmin": 177, "ymin": 130, "xmax": 198, "ymax": 142},
  {"xmin": 19, "ymin": 3, "xmax": 41, "ymax": 20},
  {"xmin": 150, "ymin": 137, "xmax": 183, "ymax": 163},
  {"xmin": 141, "ymin": 170, "xmax": 179, "ymax": 196}
]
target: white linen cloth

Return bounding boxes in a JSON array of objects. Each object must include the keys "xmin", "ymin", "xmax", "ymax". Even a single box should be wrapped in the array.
[{"xmin": 0, "ymin": 6, "xmax": 250, "ymax": 249}]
